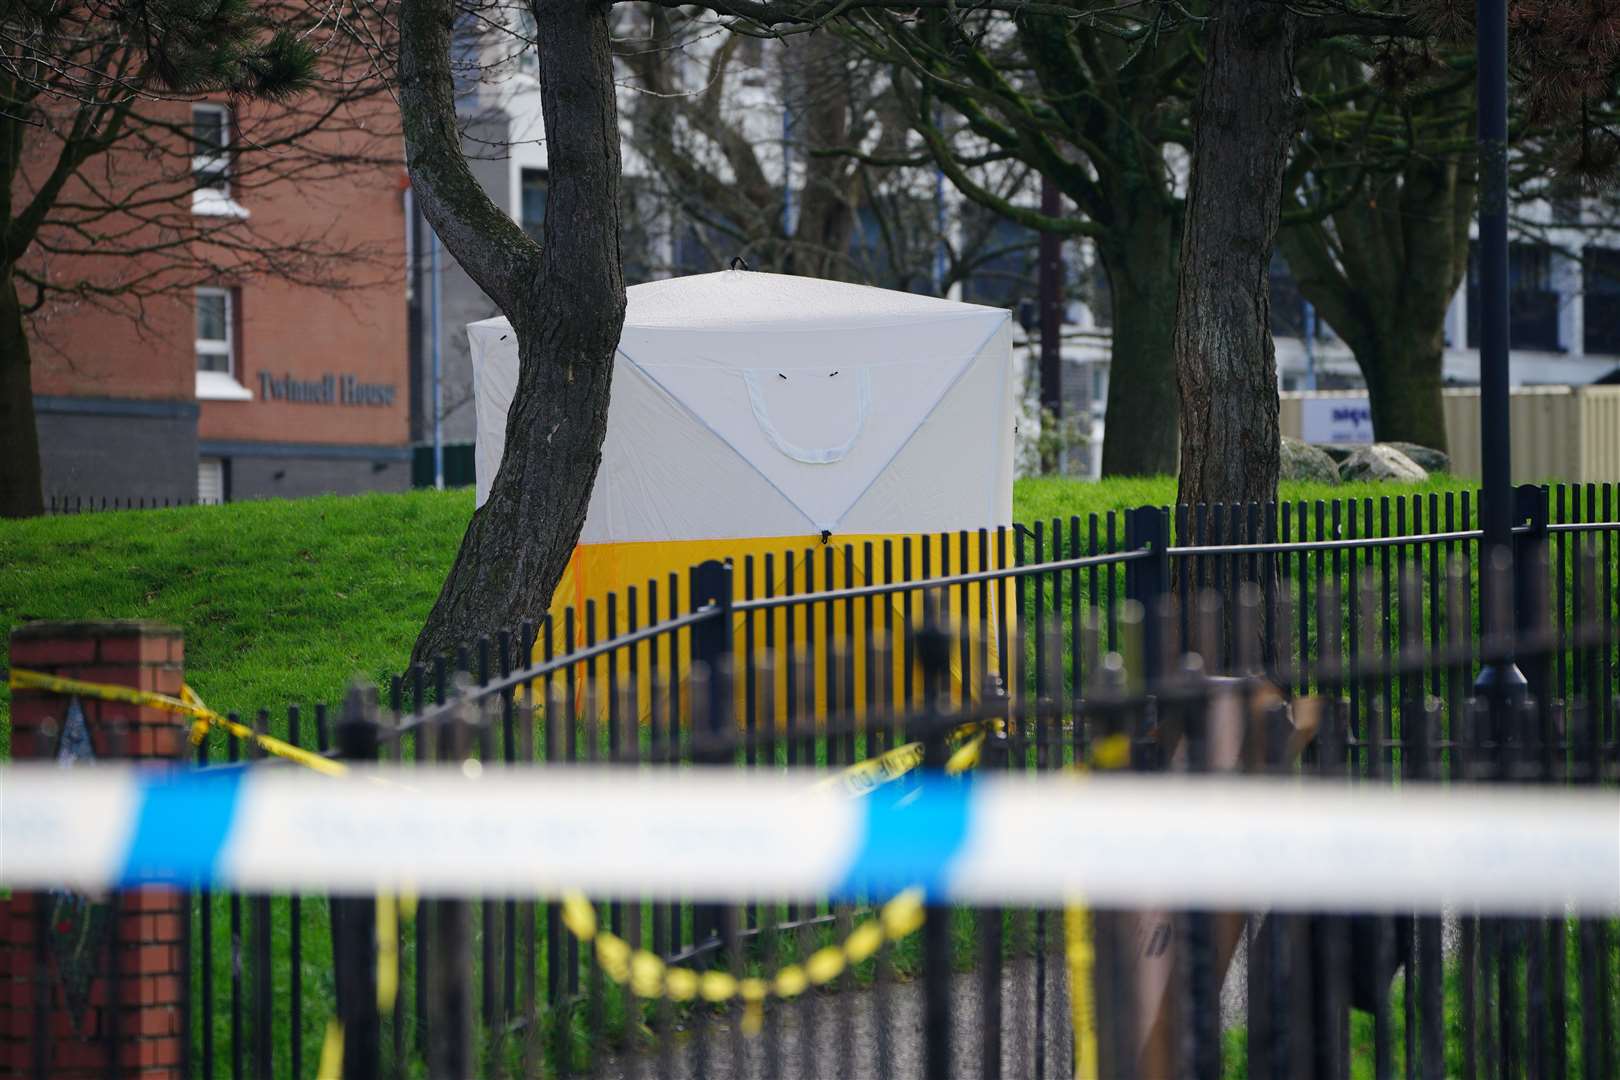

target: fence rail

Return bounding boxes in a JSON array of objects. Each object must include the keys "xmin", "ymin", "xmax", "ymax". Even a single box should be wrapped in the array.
[{"xmin": 44, "ymin": 494, "xmax": 212, "ymax": 513}]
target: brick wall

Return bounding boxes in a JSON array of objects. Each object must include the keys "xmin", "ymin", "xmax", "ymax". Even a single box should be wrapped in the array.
[{"xmin": 1, "ymin": 622, "xmax": 189, "ymax": 1078}]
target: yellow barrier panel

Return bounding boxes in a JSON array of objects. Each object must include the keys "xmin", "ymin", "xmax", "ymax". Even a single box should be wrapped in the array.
[{"xmin": 542, "ymin": 532, "xmax": 1013, "ymax": 725}]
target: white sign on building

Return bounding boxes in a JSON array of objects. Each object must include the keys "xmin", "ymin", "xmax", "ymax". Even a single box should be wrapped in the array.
[{"xmin": 1300, "ymin": 397, "xmax": 1375, "ymax": 444}]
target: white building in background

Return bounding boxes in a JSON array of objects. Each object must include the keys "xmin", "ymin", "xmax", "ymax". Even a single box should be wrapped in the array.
[
  {"xmin": 1270, "ymin": 218, "xmax": 1620, "ymax": 393},
  {"xmin": 1053, "ymin": 198, "xmax": 1620, "ymax": 477}
]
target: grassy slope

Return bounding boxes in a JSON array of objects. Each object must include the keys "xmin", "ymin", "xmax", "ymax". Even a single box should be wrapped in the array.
[
  {"xmin": 0, "ymin": 489, "xmax": 474, "ymax": 755},
  {"xmin": 0, "ymin": 476, "xmax": 1458, "ymax": 754}
]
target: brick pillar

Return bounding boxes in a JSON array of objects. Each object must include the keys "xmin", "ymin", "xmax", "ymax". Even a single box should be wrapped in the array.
[{"xmin": 2, "ymin": 621, "xmax": 187, "ymax": 1078}]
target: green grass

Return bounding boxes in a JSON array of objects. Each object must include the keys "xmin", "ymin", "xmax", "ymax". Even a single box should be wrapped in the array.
[
  {"xmin": 0, "ymin": 489, "xmax": 476, "ymax": 756},
  {"xmin": 1011, "ymin": 474, "xmax": 1465, "ymax": 525}
]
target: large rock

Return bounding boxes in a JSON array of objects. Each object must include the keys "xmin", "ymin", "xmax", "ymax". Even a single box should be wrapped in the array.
[
  {"xmin": 1280, "ymin": 437, "xmax": 1340, "ymax": 484},
  {"xmin": 1383, "ymin": 441, "xmax": 1450, "ymax": 475},
  {"xmin": 1338, "ymin": 444, "xmax": 1428, "ymax": 483},
  {"xmin": 1315, "ymin": 444, "xmax": 1358, "ymax": 464}
]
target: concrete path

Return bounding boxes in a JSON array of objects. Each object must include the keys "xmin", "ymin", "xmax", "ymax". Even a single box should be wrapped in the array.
[
  {"xmin": 587, "ymin": 957, "xmax": 1072, "ymax": 1080},
  {"xmin": 586, "ymin": 914, "xmax": 1447, "ymax": 1078}
]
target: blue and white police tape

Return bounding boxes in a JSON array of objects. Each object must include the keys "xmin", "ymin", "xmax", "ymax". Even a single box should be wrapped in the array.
[{"xmin": 2, "ymin": 764, "xmax": 1616, "ymax": 915}]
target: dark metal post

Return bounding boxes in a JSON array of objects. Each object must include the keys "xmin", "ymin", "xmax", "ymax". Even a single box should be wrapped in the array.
[
  {"xmin": 1474, "ymin": 0, "xmax": 1527, "ymax": 704},
  {"xmin": 913, "ymin": 612, "xmax": 955, "ymax": 1080},
  {"xmin": 335, "ymin": 684, "xmax": 381, "ymax": 1080},
  {"xmin": 1513, "ymin": 484, "xmax": 1550, "ymax": 703},
  {"xmin": 1039, "ymin": 177, "xmax": 1064, "ymax": 465},
  {"xmin": 1125, "ymin": 506, "xmax": 1170, "ymax": 683},
  {"xmin": 689, "ymin": 559, "xmax": 735, "ymax": 954},
  {"xmin": 690, "ymin": 559, "xmax": 735, "ymax": 749},
  {"xmin": 429, "ymin": 677, "xmax": 475, "ymax": 1078}
]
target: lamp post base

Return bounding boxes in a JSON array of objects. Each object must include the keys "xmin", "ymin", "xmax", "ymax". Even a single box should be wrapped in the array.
[{"xmin": 1473, "ymin": 660, "xmax": 1528, "ymax": 701}]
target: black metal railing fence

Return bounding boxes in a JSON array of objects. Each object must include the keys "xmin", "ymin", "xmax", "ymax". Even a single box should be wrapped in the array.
[
  {"xmin": 177, "ymin": 480, "xmax": 1620, "ymax": 1077},
  {"xmin": 45, "ymin": 495, "xmax": 211, "ymax": 513},
  {"xmin": 303, "ymin": 582, "xmax": 1619, "ymax": 1079}
]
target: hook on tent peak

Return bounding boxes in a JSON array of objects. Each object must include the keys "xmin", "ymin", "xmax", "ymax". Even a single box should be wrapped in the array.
[
  {"xmin": 729, "ymin": 255, "xmax": 750, "ymax": 271},
  {"xmin": 820, "ymin": 529, "xmax": 832, "ymax": 545}
]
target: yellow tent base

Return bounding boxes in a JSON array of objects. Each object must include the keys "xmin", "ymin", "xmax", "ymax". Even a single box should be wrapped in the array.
[{"xmin": 531, "ymin": 532, "xmax": 1013, "ymax": 728}]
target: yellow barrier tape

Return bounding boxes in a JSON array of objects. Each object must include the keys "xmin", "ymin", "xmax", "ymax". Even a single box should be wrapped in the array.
[
  {"xmin": 944, "ymin": 732, "xmax": 985, "ymax": 776},
  {"xmin": 813, "ymin": 740, "xmax": 926, "ymax": 796},
  {"xmin": 1065, "ymin": 730, "xmax": 1130, "ymax": 1079},
  {"xmin": 1067, "ymin": 903, "xmax": 1099, "ymax": 1080},
  {"xmin": 12, "ymin": 664, "xmax": 388, "ymax": 1074},
  {"xmin": 562, "ymin": 888, "xmax": 925, "ymax": 1035},
  {"xmin": 553, "ymin": 702, "xmax": 992, "ymax": 1014},
  {"xmin": 317, "ymin": 1019, "xmax": 344, "ymax": 1078},
  {"xmin": 812, "ymin": 717, "xmax": 993, "ymax": 797},
  {"xmin": 376, "ymin": 894, "xmax": 400, "ymax": 1011},
  {"xmin": 8, "ymin": 668, "xmax": 346, "ymax": 777},
  {"xmin": 14, "ymin": 664, "xmax": 991, "ymax": 1044}
]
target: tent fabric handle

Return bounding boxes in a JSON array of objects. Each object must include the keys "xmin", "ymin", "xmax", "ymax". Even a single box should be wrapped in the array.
[{"xmin": 742, "ymin": 368, "xmax": 872, "ymax": 465}]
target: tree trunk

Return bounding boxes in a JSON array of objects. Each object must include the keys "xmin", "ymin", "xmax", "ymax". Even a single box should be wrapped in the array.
[
  {"xmin": 1358, "ymin": 327, "xmax": 1449, "ymax": 453},
  {"xmin": 1277, "ymin": 140, "xmax": 1473, "ymax": 459},
  {"xmin": 1173, "ymin": 2, "xmax": 1301, "ymax": 509},
  {"xmin": 1099, "ymin": 209, "xmax": 1181, "ymax": 477},
  {"xmin": 0, "ymin": 267, "xmax": 44, "ymax": 518},
  {"xmin": 404, "ymin": 0, "xmax": 625, "ymax": 665},
  {"xmin": 791, "ymin": 35, "xmax": 856, "ymax": 279}
]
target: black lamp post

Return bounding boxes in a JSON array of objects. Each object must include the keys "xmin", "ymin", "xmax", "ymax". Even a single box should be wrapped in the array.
[
  {"xmin": 1038, "ymin": 176, "xmax": 1064, "ymax": 421},
  {"xmin": 1475, "ymin": 0, "xmax": 1527, "ymax": 697}
]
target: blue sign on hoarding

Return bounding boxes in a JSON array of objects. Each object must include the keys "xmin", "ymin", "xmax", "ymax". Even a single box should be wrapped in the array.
[{"xmin": 1300, "ymin": 397, "xmax": 1375, "ymax": 444}]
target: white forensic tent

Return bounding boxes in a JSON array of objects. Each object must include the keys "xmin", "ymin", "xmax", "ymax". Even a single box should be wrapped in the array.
[{"xmin": 468, "ymin": 270, "xmax": 1015, "ymax": 706}]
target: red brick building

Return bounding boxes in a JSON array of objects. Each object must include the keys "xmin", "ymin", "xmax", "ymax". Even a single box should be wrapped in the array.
[{"xmin": 27, "ymin": 92, "xmax": 410, "ymax": 504}]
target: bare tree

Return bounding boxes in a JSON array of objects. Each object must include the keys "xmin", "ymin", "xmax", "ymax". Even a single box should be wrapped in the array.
[
  {"xmin": 1277, "ymin": 6, "xmax": 1620, "ymax": 454},
  {"xmin": 1177, "ymin": 0, "xmax": 1620, "ymax": 508},
  {"xmin": 618, "ymin": 9, "xmax": 864, "ymax": 276},
  {"xmin": 0, "ymin": 0, "xmax": 404, "ymax": 517},
  {"xmin": 839, "ymin": 4, "xmax": 1194, "ymax": 477},
  {"xmin": 1277, "ymin": 50, "xmax": 1476, "ymax": 453},
  {"xmin": 616, "ymin": 6, "xmax": 1034, "ymax": 293},
  {"xmin": 401, "ymin": 0, "xmax": 623, "ymax": 663}
]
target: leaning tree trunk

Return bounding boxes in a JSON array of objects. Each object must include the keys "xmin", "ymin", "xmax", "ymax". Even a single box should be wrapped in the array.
[
  {"xmin": 402, "ymin": 0, "xmax": 625, "ymax": 665},
  {"xmin": 1173, "ymin": 1, "xmax": 1301, "ymax": 510},
  {"xmin": 1098, "ymin": 208, "xmax": 1181, "ymax": 477},
  {"xmin": 0, "ymin": 266, "xmax": 44, "ymax": 518}
]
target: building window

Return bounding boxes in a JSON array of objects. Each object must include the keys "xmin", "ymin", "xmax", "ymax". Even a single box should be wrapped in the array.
[
  {"xmin": 1467, "ymin": 242, "xmax": 1562, "ymax": 352},
  {"xmin": 958, "ymin": 210, "xmax": 1038, "ymax": 310},
  {"xmin": 192, "ymin": 104, "xmax": 232, "ymax": 192},
  {"xmin": 196, "ymin": 288, "xmax": 235, "ymax": 375},
  {"xmin": 1585, "ymin": 247, "xmax": 1620, "ymax": 356},
  {"xmin": 520, "ymin": 169, "xmax": 547, "ymax": 243}
]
